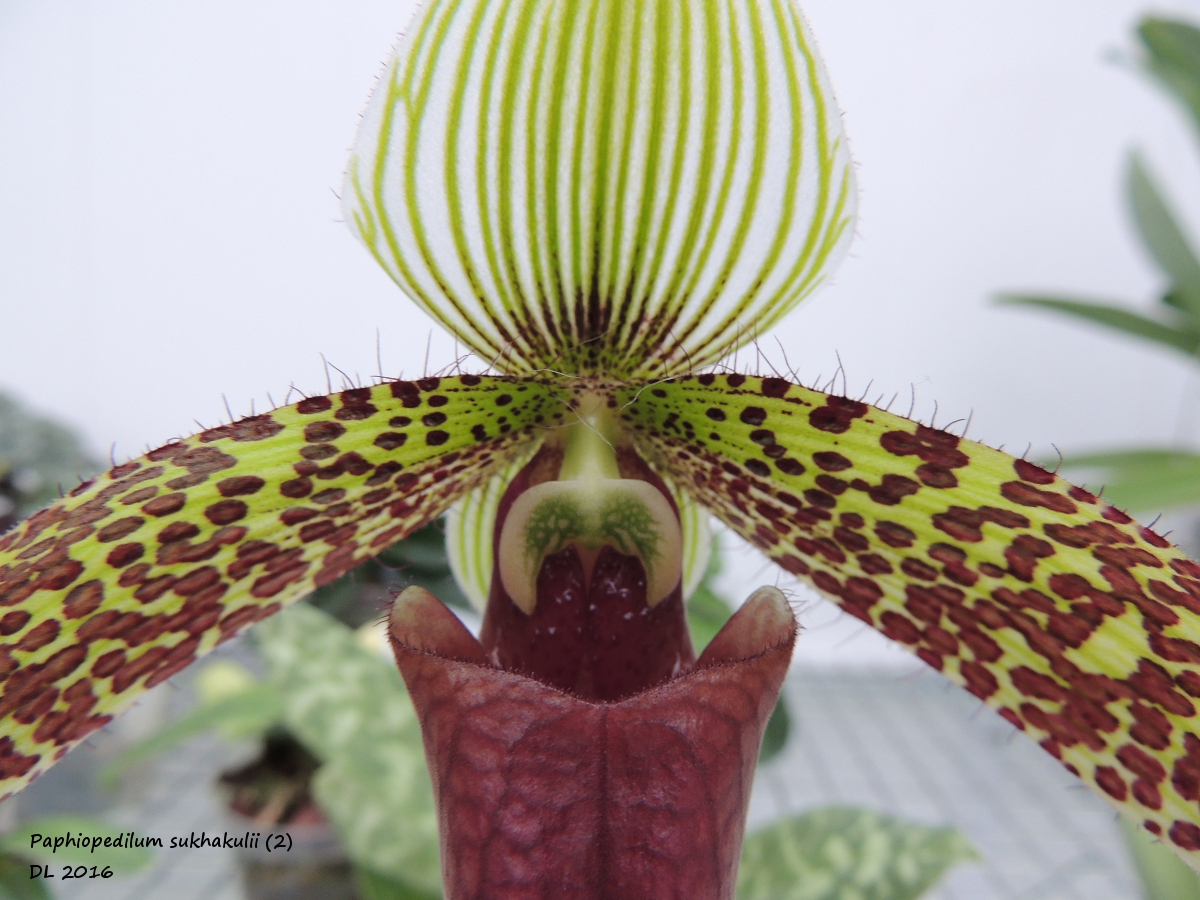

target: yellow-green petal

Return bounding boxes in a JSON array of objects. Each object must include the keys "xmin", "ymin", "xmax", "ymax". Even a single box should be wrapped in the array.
[
  {"xmin": 0, "ymin": 375, "xmax": 568, "ymax": 800},
  {"xmin": 618, "ymin": 373, "xmax": 1200, "ymax": 867},
  {"xmin": 343, "ymin": 0, "xmax": 856, "ymax": 378}
]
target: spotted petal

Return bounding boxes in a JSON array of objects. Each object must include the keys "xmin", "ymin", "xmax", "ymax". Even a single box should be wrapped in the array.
[
  {"xmin": 618, "ymin": 374, "xmax": 1200, "ymax": 865},
  {"xmin": 0, "ymin": 375, "xmax": 568, "ymax": 799},
  {"xmin": 343, "ymin": 0, "xmax": 855, "ymax": 378}
]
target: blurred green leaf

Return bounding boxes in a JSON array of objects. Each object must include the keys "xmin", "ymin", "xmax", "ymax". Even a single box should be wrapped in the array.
[
  {"xmin": 1121, "ymin": 818, "xmax": 1200, "ymax": 900},
  {"xmin": 997, "ymin": 295, "xmax": 1200, "ymax": 355},
  {"xmin": 0, "ymin": 852, "xmax": 51, "ymax": 900},
  {"xmin": 1141, "ymin": 18, "xmax": 1200, "ymax": 142},
  {"xmin": 686, "ymin": 542, "xmax": 732, "ymax": 651},
  {"xmin": 737, "ymin": 808, "xmax": 977, "ymax": 900},
  {"xmin": 687, "ymin": 582, "xmax": 734, "ymax": 652},
  {"xmin": 256, "ymin": 604, "xmax": 440, "ymax": 894},
  {"xmin": 1165, "ymin": 288, "xmax": 1191, "ymax": 313},
  {"xmin": 0, "ymin": 393, "xmax": 99, "ymax": 521},
  {"xmin": 312, "ymin": 521, "xmax": 470, "ymax": 626},
  {"xmin": 759, "ymin": 697, "xmax": 792, "ymax": 764},
  {"xmin": 0, "ymin": 816, "xmax": 154, "ymax": 871},
  {"xmin": 1059, "ymin": 448, "xmax": 1200, "ymax": 512},
  {"xmin": 104, "ymin": 682, "xmax": 282, "ymax": 785},
  {"xmin": 353, "ymin": 864, "xmax": 440, "ymax": 900},
  {"xmin": 1128, "ymin": 155, "xmax": 1200, "ymax": 319}
]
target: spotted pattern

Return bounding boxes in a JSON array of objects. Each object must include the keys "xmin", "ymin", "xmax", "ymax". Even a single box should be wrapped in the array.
[
  {"xmin": 618, "ymin": 373, "xmax": 1200, "ymax": 861},
  {"xmin": 0, "ymin": 376, "xmax": 568, "ymax": 800}
]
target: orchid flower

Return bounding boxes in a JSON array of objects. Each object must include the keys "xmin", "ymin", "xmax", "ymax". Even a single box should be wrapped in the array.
[{"xmin": 4, "ymin": 0, "xmax": 1200, "ymax": 894}]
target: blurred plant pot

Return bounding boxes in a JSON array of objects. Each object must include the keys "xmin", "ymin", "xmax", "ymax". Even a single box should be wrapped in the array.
[{"xmin": 219, "ymin": 731, "xmax": 356, "ymax": 900}]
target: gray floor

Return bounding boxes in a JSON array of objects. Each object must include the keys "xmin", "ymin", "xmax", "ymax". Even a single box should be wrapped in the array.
[
  {"xmin": 750, "ymin": 667, "xmax": 1141, "ymax": 900},
  {"xmin": 9, "ymin": 647, "xmax": 1143, "ymax": 900}
]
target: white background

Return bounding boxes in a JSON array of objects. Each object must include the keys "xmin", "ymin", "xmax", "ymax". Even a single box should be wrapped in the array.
[{"xmin": 3, "ymin": 0, "xmax": 1200, "ymax": 665}]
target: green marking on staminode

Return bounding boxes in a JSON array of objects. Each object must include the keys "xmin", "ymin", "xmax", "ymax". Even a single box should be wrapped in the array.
[
  {"xmin": 598, "ymin": 493, "xmax": 663, "ymax": 573},
  {"xmin": 523, "ymin": 495, "xmax": 588, "ymax": 573}
]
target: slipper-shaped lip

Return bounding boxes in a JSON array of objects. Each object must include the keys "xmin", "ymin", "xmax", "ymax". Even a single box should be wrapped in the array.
[{"xmin": 388, "ymin": 584, "xmax": 796, "ymax": 900}]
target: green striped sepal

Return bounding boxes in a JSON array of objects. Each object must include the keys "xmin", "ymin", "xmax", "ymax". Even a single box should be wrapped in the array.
[
  {"xmin": 0, "ymin": 376, "xmax": 567, "ymax": 800},
  {"xmin": 343, "ymin": 0, "xmax": 855, "ymax": 379},
  {"xmin": 617, "ymin": 374, "xmax": 1200, "ymax": 863}
]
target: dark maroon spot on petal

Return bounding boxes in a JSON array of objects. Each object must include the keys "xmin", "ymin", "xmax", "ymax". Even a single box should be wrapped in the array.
[
  {"xmin": 205, "ymin": 500, "xmax": 248, "ymax": 525},
  {"xmin": 901, "ymin": 558, "xmax": 938, "ymax": 581},
  {"xmin": 1001, "ymin": 481, "xmax": 1077, "ymax": 515},
  {"xmin": 158, "ymin": 522, "xmax": 200, "ymax": 544},
  {"xmin": 868, "ymin": 474, "xmax": 920, "ymax": 506},
  {"xmin": 391, "ymin": 381, "xmax": 420, "ymax": 401},
  {"xmin": 423, "ymin": 412, "xmax": 447, "ymax": 427},
  {"xmin": 1171, "ymin": 821, "xmax": 1200, "ymax": 851},
  {"xmin": 739, "ymin": 407, "xmax": 767, "ymax": 426},
  {"xmin": 1014, "ymin": 458, "xmax": 1055, "ymax": 484},
  {"xmin": 813, "ymin": 452, "xmax": 851, "ymax": 472},
  {"xmin": 749, "ymin": 429, "xmax": 775, "ymax": 446},
  {"xmin": 175, "ymin": 447, "xmax": 237, "ymax": 476},
  {"xmin": 366, "ymin": 462, "xmax": 402, "ymax": 487},
  {"xmin": 201, "ymin": 415, "xmax": 284, "ymax": 443},
  {"xmin": 760, "ymin": 378, "xmax": 789, "ymax": 398},
  {"xmin": 304, "ymin": 421, "xmax": 345, "ymax": 443},
  {"xmin": 63, "ymin": 581, "xmax": 103, "ymax": 619},
  {"xmin": 280, "ymin": 508, "xmax": 319, "ymax": 526},
  {"xmin": 16, "ymin": 619, "xmax": 60, "ymax": 652},
  {"xmin": 858, "ymin": 554, "xmax": 893, "ymax": 575},
  {"xmin": 297, "ymin": 397, "xmax": 332, "ymax": 414},
  {"xmin": 134, "ymin": 576, "xmax": 177, "ymax": 603},
  {"xmin": 471, "ymin": 424, "xmax": 488, "ymax": 442},
  {"xmin": 280, "ymin": 478, "xmax": 312, "ymax": 499},
  {"xmin": 311, "ymin": 488, "xmax": 346, "ymax": 505},
  {"xmin": 916, "ymin": 464, "xmax": 957, "ymax": 488},
  {"xmin": 876, "ymin": 521, "xmax": 916, "ymax": 548},
  {"xmin": 745, "ymin": 459, "xmax": 770, "ymax": 478},
  {"xmin": 426, "ymin": 431, "xmax": 450, "ymax": 447},
  {"xmin": 1095, "ymin": 767, "xmax": 1128, "ymax": 801},
  {"xmin": 810, "ymin": 397, "xmax": 867, "ymax": 434},
  {"xmin": 1118, "ymin": 744, "xmax": 1167, "ymax": 785},
  {"xmin": 376, "ymin": 432, "xmax": 407, "ymax": 450},
  {"xmin": 300, "ymin": 446, "xmax": 338, "ymax": 460},
  {"xmin": 428, "ymin": 395, "xmax": 449, "ymax": 408},
  {"xmin": 33, "ymin": 560, "xmax": 84, "ymax": 591},
  {"xmin": 141, "ymin": 493, "xmax": 185, "ymax": 517},
  {"xmin": 880, "ymin": 611, "xmax": 920, "ymax": 644},
  {"xmin": 496, "ymin": 394, "xmax": 513, "ymax": 407},
  {"xmin": 0, "ymin": 611, "xmax": 29, "ymax": 636},
  {"xmin": 775, "ymin": 458, "xmax": 805, "ymax": 476},
  {"xmin": 218, "ymin": 476, "xmax": 265, "ymax": 497},
  {"xmin": 119, "ymin": 487, "xmax": 157, "ymax": 506},
  {"xmin": 706, "ymin": 408, "xmax": 726, "ymax": 422},
  {"xmin": 300, "ymin": 521, "xmax": 338, "ymax": 543},
  {"xmin": 417, "ymin": 377, "xmax": 441, "ymax": 391}
]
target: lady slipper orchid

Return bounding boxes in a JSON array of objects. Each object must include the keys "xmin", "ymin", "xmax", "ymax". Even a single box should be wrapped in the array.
[{"xmin": 4, "ymin": 0, "xmax": 1200, "ymax": 893}]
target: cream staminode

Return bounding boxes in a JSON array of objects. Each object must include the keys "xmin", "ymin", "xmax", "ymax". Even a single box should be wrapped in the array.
[{"xmin": 497, "ymin": 392, "xmax": 682, "ymax": 614}]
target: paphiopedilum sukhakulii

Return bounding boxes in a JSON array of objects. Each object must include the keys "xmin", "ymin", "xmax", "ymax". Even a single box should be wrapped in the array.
[{"xmin": 2, "ymin": 0, "xmax": 1200, "ymax": 893}]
